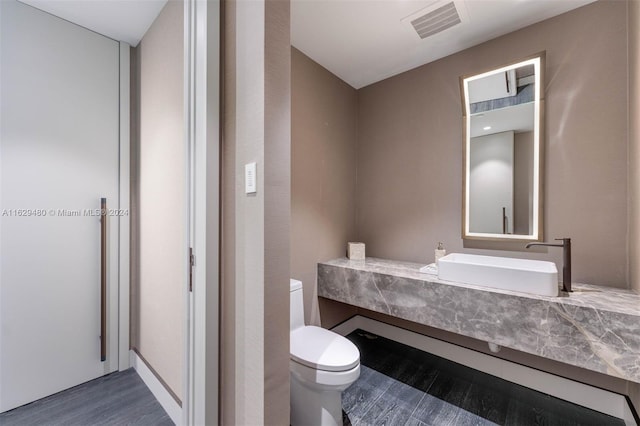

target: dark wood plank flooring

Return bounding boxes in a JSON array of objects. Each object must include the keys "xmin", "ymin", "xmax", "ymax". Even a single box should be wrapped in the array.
[
  {"xmin": 0, "ymin": 368, "xmax": 173, "ymax": 426},
  {"xmin": 343, "ymin": 329, "xmax": 625, "ymax": 426}
]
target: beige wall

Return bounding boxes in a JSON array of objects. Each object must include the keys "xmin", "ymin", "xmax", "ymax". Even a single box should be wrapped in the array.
[
  {"xmin": 233, "ymin": 0, "xmax": 266, "ymax": 420},
  {"xmin": 629, "ymin": 0, "xmax": 640, "ymax": 295},
  {"xmin": 221, "ymin": 0, "xmax": 237, "ymax": 423},
  {"xmin": 132, "ymin": 0, "xmax": 184, "ymax": 401},
  {"xmin": 357, "ymin": 0, "xmax": 628, "ymax": 288},
  {"xmin": 264, "ymin": 0, "xmax": 291, "ymax": 423},
  {"xmin": 291, "ymin": 48, "xmax": 358, "ymax": 326},
  {"xmin": 222, "ymin": 0, "xmax": 290, "ymax": 423}
]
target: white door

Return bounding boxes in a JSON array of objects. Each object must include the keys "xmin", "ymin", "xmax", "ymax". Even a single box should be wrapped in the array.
[
  {"xmin": 0, "ymin": 0, "xmax": 120, "ymax": 412},
  {"xmin": 469, "ymin": 131, "xmax": 514, "ymax": 234}
]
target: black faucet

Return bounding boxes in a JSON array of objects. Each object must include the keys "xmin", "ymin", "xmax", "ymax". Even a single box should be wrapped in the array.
[{"xmin": 525, "ymin": 238, "xmax": 572, "ymax": 292}]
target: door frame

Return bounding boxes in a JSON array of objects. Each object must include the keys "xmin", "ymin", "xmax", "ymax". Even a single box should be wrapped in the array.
[
  {"xmin": 118, "ymin": 41, "xmax": 131, "ymax": 373},
  {"xmin": 183, "ymin": 0, "xmax": 220, "ymax": 424}
]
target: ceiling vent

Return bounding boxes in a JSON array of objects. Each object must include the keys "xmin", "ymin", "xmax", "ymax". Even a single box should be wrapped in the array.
[{"xmin": 403, "ymin": 1, "xmax": 468, "ymax": 40}]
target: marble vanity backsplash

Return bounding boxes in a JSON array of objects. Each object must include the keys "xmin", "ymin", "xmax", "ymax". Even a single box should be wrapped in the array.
[{"xmin": 318, "ymin": 257, "xmax": 640, "ymax": 384}]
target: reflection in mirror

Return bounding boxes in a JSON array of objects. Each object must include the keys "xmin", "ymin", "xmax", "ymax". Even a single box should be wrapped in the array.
[{"xmin": 461, "ymin": 54, "xmax": 544, "ymax": 241}]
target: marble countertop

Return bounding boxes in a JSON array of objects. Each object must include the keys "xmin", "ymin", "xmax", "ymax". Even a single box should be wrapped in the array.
[{"xmin": 318, "ymin": 257, "xmax": 640, "ymax": 383}]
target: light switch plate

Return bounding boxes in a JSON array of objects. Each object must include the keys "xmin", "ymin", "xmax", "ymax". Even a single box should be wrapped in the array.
[{"xmin": 245, "ymin": 162, "xmax": 257, "ymax": 194}]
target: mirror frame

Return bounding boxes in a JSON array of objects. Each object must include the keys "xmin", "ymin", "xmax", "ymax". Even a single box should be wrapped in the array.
[{"xmin": 460, "ymin": 52, "xmax": 545, "ymax": 242}]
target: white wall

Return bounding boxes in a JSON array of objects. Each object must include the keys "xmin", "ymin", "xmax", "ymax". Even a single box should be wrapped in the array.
[
  {"xmin": 469, "ymin": 131, "xmax": 514, "ymax": 234},
  {"xmin": 513, "ymin": 131, "xmax": 534, "ymax": 235}
]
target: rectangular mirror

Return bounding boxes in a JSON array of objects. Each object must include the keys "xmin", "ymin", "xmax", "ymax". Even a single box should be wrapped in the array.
[{"xmin": 461, "ymin": 53, "xmax": 545, "ymax": 241}]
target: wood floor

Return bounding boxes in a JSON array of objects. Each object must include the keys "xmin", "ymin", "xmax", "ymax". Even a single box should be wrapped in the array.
[
  {"xmin": 342, "ymin": 329, "xmax": 626, "ymax": 426},
  {"xmin": 0, "ymin": 369, "xmax": 173, "ymax": 426}
]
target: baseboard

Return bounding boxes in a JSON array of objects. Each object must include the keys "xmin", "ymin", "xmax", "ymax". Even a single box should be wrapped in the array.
[
  {"xmin": 332, "ymin": 315, "xmax": 637, "ymax": 426},
  {"xmin": 130, "ymin": 350, "xmax": 182, "ymax": 425}
]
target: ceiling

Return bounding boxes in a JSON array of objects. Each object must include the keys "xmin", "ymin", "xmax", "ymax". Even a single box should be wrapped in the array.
[
  {"xmin": 18, "ymin": 0, "xmax": 598, "ymax": 81},
  {"xmin": 292, "ymin": 0, "xmax": 597, "ymax": 89},
  {"xmin": 19, "ymin": 0, "xmax": 167, "ymax": 46}
]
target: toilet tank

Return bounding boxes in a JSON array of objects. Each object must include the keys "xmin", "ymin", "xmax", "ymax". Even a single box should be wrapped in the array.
[{"xmin": 290, "ymin": 279, "xmax": 305, "ymax": 331}]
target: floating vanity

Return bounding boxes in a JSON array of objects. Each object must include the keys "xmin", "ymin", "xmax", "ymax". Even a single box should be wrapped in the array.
[{"xmin": 318, "ymin": 257, "xmax": 640, "ymax": 384}]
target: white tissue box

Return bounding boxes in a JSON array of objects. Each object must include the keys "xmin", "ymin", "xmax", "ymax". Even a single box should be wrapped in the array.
[{"xmin": 348, "ymin": 242, "xmax": 365, "ymax": 260}]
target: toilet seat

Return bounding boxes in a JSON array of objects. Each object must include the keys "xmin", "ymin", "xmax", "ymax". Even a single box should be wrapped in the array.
[{"xmin": 290, "ymin": 326, "xmax": 360, "ymax": 372}]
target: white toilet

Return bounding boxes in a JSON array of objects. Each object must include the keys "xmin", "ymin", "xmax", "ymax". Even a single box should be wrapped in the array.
[{"xmin": 289, "ymin": 279, "xmax": 360, "ymax": 426}]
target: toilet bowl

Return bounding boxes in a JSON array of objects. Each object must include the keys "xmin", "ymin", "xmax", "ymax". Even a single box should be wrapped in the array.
[{"xmin": 290, "ymin": 279, "xmax": 360, "ymax": 426}]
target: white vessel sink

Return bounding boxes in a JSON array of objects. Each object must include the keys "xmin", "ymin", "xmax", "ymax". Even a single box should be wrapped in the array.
[{"xmin": 437, "ymin": 253, "xmax": 558, "ymax": 297}]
